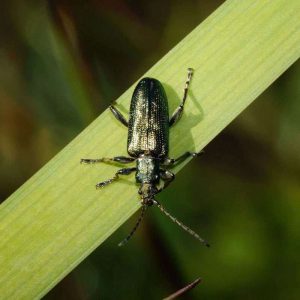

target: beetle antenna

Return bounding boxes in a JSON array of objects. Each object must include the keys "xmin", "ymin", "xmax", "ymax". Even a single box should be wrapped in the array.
[
  {"xmin": 153, "ymin": 200, "xmax": 210, "ymax": 247},
  {"xmin": 118, "ymin": 205, "xmax": 147, "ymax": 247}
]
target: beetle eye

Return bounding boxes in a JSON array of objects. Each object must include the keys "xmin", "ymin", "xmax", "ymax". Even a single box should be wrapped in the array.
[{"xmin": 147, "ymin": 199, "xmax": 154, "ymax": 206}]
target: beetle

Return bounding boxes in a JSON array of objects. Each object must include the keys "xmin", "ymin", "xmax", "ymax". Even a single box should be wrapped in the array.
[{"xmin": 81, "ymin": 68, "xmax": 209, "ymax": 247}]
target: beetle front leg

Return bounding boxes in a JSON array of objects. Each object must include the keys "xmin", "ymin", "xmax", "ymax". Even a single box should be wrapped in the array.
[
  {"xmin": 109, "ymin": 101, "xmax": 128, "ymax": 127},
  {"xmin": 169, "ymin": 68, "xmax": 193, "ymax": 127},
  {"xmin": 81, "ymin": 156, "xmax": 136, "ymax": 165},
  {"xmin": 157, "ymin": 170, "xmax": 175, "ymax": 193},
  {"xmin": 163, "ymin": 151, "xmax": 204, "ymax": 167},
  {"xmin": 96, "ymin": 167, "xmax": 136, "ymax": 189}
]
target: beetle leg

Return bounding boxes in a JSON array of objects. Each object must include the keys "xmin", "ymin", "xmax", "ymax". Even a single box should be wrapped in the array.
[
  {"xmin": 169, "ymin": 68, "xmax": 193, "ymax": 127},
  {"xmin": 81, "ymin": 156, "xmax": 135, "ymax": 165},
  {"xmin": 96, "ymin": 167, "xmax": 136, "ymax": 189},
  {"xmin": 109, "ymin": 102, "xmax": 128, "ymax": 127},
  {"xmin": 157, "ymin": 169, "xmax": 175, "ymax": 193},
  {"xmin": 163, "ymin": 150, "xmax": 204, "ymax": 167}
]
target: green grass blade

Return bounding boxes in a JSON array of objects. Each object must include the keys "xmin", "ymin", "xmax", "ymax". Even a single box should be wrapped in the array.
[{"xmin": 0, "ymin": 0, "xmax": 300, "ymax": 298}]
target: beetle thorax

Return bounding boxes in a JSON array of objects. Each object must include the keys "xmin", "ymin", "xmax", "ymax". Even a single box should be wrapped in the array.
[{"xmin": 135, "ymin": 155, "xmax": 160, "ymax": 184}]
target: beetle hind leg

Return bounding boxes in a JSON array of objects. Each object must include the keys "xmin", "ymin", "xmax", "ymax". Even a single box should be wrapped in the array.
[
  {"xmin": 169, "ymin": 68, "xmax": 193, "ymax": 127},
  {"xmin": 96, "ymin": 167, "xmax": 136, "ymax": 189},
  {"xmin": 109, "ymin": 101, "xmax": 128, "ymax": 127}
]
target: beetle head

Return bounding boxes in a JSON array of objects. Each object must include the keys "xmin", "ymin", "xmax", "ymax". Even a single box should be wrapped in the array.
[{"xmin": 139, "ymin": 183, "xmax": 158, "ymax": 206}]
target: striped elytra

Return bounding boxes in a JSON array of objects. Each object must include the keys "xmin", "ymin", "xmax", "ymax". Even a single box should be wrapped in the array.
[{"xmin": 127, "ymin": 78, "xmax": 169, "ymax": 158}]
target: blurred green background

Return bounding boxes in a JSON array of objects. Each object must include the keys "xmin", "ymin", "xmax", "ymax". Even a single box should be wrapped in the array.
[{"xmin": 0, "ymin": 1, "xmax": 299, "ymax": 299}]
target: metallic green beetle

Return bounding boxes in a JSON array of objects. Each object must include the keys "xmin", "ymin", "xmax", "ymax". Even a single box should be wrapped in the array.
[{"xmin": 81, "ymin": 68, "xmax": 209, "ymax": 247}]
